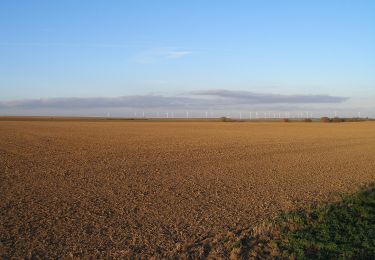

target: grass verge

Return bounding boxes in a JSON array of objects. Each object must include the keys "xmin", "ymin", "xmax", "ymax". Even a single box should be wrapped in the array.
[
  {"xmin": 275, "ymin": 183, "xmax": 375, "ymax": 259},
  {"xmin": 172, "ymin": 183, "xmax": 375, "ymax": 259}
]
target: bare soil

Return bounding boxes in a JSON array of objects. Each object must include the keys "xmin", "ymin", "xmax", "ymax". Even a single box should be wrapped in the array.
[{"xmin": 1, "ymin": 120, "xmax": 375, "ymax": 258}]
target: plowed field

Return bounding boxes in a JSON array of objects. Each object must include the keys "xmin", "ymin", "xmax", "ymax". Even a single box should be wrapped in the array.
[{"xmin": 1, "ymin": 120, "xmax": 375, "ymax": 258}]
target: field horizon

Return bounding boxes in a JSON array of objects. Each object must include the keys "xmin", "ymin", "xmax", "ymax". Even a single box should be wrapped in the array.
[{"xmin": 1, "ymin": 119, "xmax": 375, "ymax": 257}]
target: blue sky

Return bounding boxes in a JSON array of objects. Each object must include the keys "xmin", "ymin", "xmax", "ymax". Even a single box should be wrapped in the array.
[{"xmin": 0, "ymin": 1, "xmax": 374, "ymax": 116}]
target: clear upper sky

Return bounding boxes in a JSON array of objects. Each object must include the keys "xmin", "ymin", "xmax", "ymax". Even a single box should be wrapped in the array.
[{"xmin": 0, "ymin": 1, "xmax": 374, "ymax": 116}]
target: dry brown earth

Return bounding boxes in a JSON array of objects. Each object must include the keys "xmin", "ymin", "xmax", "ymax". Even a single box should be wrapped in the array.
[{"xmin": 1, "ymin": 120, "xmax": 375, "ymax": 258}]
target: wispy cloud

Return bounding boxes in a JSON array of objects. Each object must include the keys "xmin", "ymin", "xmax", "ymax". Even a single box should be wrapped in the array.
[
  {"xmin": 134, "ymin": 48, "xmax": 192, "ymax": 63},
  {"xmin": 0, "ymin": 90, "xmax": 349, "ymax": 112},
  {"xmin": 0, "ymin": 42, "xmax": 146, "ymax": 48},
  {"xmin": 165, "ymin": 51, "xmax": 192, "ymax": 59},
  {"xmin": 190, "ymin": 89, "xmax": 349, "ymax": 104},
  {"xmin": 0, "ymin": 96, "xmax": 194, "ymax": 109}
]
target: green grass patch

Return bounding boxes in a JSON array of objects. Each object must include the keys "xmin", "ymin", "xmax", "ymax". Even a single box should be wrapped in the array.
[
  {"xmin": 276, "ymin": 184, "xmax": 375, "ymax": 259},
  {"xmin": 171, "ymin": 184, "xmax": 375, "ymax": 259}
]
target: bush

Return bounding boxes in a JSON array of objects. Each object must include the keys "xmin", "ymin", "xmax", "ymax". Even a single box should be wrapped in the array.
[
  {"xmin": 320, "ymin": 117, "xmax": 346, "ymax": 123},
  {"xmin": 283, "ymin": 118, "xmax": 290, "ymax": 122},
  {"xmin": 304, "ymin": 118, "xmax": 312, "ymax": 122},
  {"xmin": 332, "ymin": 117, "xmax": 345, "ymax": 123}
]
